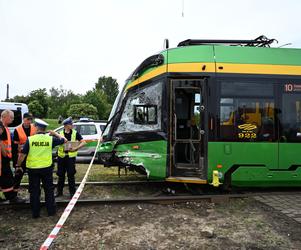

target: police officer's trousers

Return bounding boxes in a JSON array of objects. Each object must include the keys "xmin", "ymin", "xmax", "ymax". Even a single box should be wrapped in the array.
[
  {"xmin": 28, "ymin": 166, "xmax": 56, "ymax": 218},
  {"xmin": 14, "ymin": 158, "xmax": 27, "ymax": 192},
  {"xmin": 57, "ymin": 156, "xmax": 76, "ymax": 196},
  {"xmin": 0, "ymin": 159, "xmax": 17, "ymax": 200}
]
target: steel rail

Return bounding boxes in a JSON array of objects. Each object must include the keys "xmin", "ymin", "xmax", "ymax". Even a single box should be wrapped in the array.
[{"xmin": 2, "ymin": 190, "xmax": 301, "ymax": 208}]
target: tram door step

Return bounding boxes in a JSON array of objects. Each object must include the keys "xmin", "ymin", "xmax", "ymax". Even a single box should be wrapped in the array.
[{"xmin": 174, "ymin": 164, "xmax": 202, "ymax": 177}]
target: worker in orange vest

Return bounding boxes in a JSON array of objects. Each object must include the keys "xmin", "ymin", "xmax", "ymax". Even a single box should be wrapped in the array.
[
  {"xmin": 0, "ymin": 110, "xmax": 24, "ymax": 203},
  {"xmin": 13, "ymin": 112, "xmax": 36, "ymax": 191}
]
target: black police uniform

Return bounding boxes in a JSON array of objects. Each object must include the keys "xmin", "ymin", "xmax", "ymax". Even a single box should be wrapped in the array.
[
  {"xmin": 56, "ymin": 129, "xmax": 83, "ymax": 197},
  {"xmin": 22, "ymin": 133, "xmax": 65, "ymax": 218}
]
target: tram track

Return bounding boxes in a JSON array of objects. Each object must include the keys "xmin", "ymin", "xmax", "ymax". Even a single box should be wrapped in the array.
[{"xmin": 2, "ymin": 189, "xmax": 301, "ymax": 208}]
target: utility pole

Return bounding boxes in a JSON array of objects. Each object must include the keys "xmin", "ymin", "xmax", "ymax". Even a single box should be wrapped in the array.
[{"xmin": 6, "ymin": 83, "xmax": 9, "ymax": 100}]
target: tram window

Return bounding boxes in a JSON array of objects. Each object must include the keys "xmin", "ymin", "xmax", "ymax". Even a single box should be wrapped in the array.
[
  {"xmin": 220, "ymin": 98, "xmax": 234, "ymax": 123},
  {"xmin": 280, "ymin": 90, "xmax": 301, "ymax": 142},
  {"xmin": 195, "ymin": 93, "xmax": 201, "ymax": 103},
  {"xmin": 116, "ymin": 81, "xmax": 162, "ymax": 133},
  {"xmin": 148, "ymin": 106, "xmax": 157, "ymax": 122},
  {"xmin": 134, "ymin": 105, "xmax": 157, "ymax": 124},
  {"xmin": 218, "ymin": 81, "xmax": 275, "ymax": 142}
]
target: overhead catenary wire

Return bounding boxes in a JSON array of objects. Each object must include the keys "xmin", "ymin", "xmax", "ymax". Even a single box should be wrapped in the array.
[{"xmin": 278, "ymin": 43, "xmax": 292, "ymax": 48}]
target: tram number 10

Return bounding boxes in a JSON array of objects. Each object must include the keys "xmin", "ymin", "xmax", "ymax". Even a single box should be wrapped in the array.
[{"xmin": 284, "ymin": 84, "xmax": 293, "ymax": 92}]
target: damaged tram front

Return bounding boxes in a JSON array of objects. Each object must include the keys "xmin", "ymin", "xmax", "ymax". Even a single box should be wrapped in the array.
[
  {"xmin": 98, "ymin": 60, "xmax": 169, "ymax": 180},
  {"xmin": 98, "ymin": 44, "xmax": 209, "ymax": 185}
]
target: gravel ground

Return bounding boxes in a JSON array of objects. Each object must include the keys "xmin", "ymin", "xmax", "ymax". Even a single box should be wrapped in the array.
[
  {"xmin": 1, "ymin": 163, "xmax": 300, "ymax": 250},
  {"xmin": 0, "ymin": 194, "xmax": 301, "ymax": 250}
]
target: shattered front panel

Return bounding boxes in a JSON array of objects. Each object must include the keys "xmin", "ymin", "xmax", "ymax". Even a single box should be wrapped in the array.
[{"xmin": 116, "ymin": 81, "xmax": 163, "ymax": 133}]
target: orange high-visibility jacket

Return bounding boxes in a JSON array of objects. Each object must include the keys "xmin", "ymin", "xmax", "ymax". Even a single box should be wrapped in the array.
[
  {"xmin": 2, "ymin": 127, "xmax": 12, "ymax": 158},
  {"xmin": 15, "ymin": 124, "xmax": 36, "ymax": 145}
]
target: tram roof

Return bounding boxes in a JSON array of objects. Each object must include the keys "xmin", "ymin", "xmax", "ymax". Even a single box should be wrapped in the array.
[{"xmin": 125, "ymin": 38, "xmax": 301, "ymax": 90}]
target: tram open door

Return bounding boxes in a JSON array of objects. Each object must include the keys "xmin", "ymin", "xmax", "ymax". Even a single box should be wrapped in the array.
[{"xmin": 168, "ymin": 79, "xmax": 207, "ymax": 183}]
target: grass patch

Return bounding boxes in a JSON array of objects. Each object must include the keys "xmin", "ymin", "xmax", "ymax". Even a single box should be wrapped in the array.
[
  {"xmin": 21, "ymin": 163, "xmax": 146, "ymax": 184},
  {"xmin": 44, "ymin": 118, "xmax": 60, "ymax": 130},
  {"xmin": 75, "ymin": 164, "xmax": 146, "ymax": 182}
]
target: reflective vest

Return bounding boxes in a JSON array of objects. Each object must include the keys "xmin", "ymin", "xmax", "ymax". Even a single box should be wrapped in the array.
[
  {"xmin": 15, "ymin": 124, "xmax": 36, "ymax": 145},
  {"xmin": 58, "ymin": 129, "xmax": 78, "ymax": 158},
  {"xmin": 26, "ymin": 134, "xmax": 53, "ymax": 169},
  {"xmin": 2, "ymin": 127, "xmax": 12, "ymax": 158}
]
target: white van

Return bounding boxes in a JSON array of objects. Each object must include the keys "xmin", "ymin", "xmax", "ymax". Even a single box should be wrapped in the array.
[{"xmin": 0, "ymin": 102, "xmax": 29, "ymax": 133}]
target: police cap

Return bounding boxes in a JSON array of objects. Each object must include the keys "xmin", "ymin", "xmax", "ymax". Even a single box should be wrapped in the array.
[
  {"xmin": 62, "ymin": 117, "xmax": 73, "ymax": 126},
  {"xmin": 34, "ymin": 118, "xmax": 49, "ymax": 128}
]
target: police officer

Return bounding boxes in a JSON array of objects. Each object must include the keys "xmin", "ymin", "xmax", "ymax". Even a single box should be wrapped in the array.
[
  {"xmin": 0, "ymin": 110, "xmax": 24, "ymax": 203},
  {"xmin": 56, "ymin": 117, "xmax": 86, "ymax": 198},
  {"xmin": 17, "ymin": 119, "xmax": 66, "ymax": 218},
  {"xmin": 13, "ymin": 112, "xmax": 36, "ymax": 191}
]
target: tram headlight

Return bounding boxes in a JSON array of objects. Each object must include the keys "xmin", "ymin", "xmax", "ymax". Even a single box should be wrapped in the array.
[{"xmin": 218, "ymin": 171, "xmax": 223, "ymax": 179}]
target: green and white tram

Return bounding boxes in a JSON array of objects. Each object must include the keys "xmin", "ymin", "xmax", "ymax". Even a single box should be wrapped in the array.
[{"xmin": 98, "ymin": 36, "xmax": 301, "ymax": 187}]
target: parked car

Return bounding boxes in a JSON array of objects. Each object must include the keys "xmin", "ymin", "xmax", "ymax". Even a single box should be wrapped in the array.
[{"xmin": 53, "ymin": 119, "xmax": 107, "ymax": 157}]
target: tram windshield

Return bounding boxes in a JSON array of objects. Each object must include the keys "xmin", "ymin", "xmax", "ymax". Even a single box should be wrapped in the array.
[
  {"xmin": 115, "ymin": 81, "xmax": 162, "ymax": 134},
  {"xmin": 102, "ymin": 89, "xmax": 125, "ymax": 137}
]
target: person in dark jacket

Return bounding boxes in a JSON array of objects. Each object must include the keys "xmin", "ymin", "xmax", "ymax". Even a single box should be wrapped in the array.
[{"xmin": 13, "ymin": 112, "xmax": 36, "ymax": 192}]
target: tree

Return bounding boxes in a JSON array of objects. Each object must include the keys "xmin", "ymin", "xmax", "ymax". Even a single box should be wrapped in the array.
[
  {"xmin": 82, "ymin": 89, "xmax": 111, "ymax": 119},
  {"xmin": 67, "ymin": 103, "xmax": 98, "ymax": 119},
  {"xmin": 8, "ymin": 95, "xmax": 29, "ymax": 104},
  {"xmin": 7, "ymin": 75, "xmax": 118, "ymax": 119},
  {"xmin": 95, "ymin": 76, "xmax": 119, "ymax": 105},
  {"xmin": 28, "ymin": 100, "xmax": 44, "ymax": 118},
  {"xmin": 48, "ymin": 86, "xmax": 82, "ymax": 119},
  {"xmin": 28, "ymin": 88, "xmax": 49, "ymax": 117}
]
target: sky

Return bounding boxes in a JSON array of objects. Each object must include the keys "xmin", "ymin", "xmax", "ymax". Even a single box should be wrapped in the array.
[{"xmin": 1, "ymin": 0, "xmax": 301, "ymax": 100}]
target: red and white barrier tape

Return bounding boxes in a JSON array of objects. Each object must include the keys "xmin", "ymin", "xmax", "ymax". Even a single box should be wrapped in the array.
[{"xmin": 40, "ymin": 138, "xmax": 102, "ymax": 250}]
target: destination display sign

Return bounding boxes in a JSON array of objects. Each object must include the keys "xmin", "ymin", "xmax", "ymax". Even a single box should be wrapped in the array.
[{"xmin": 284, "ymin": 83, "xmax": 301, "ymax": 92}]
